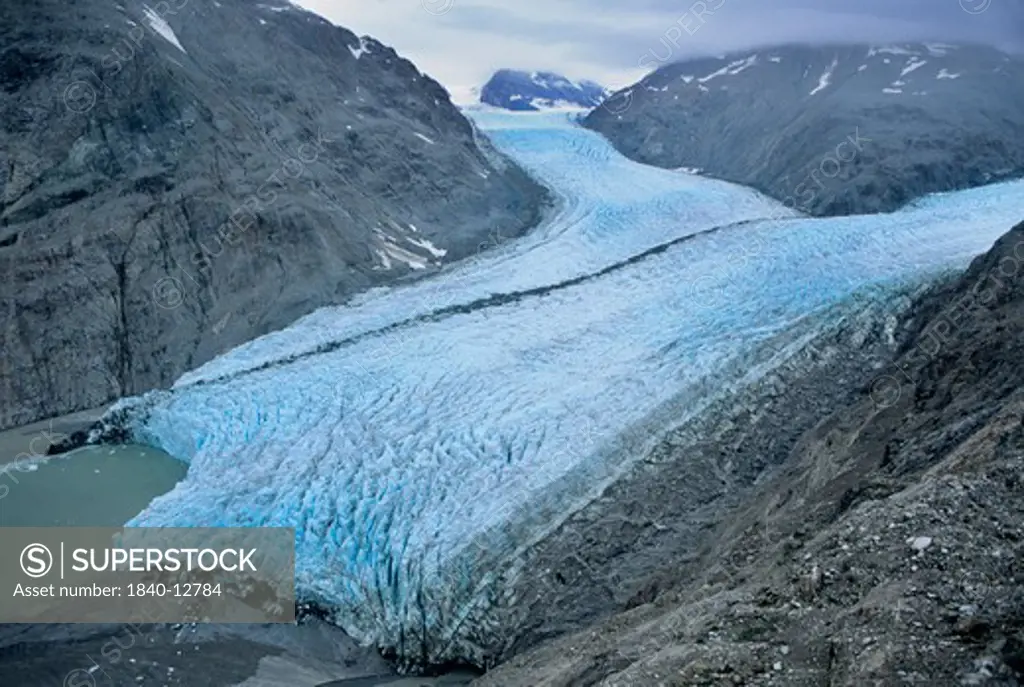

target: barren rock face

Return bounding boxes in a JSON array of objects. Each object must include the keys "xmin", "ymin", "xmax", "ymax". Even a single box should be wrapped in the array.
[{"xmin": 0, "ymin": 0, "xmax": 548, "ymax": 429}]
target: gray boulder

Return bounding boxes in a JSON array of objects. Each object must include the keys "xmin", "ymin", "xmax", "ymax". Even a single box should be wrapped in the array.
[
  {"xmin": 0, "ymin": 0, "xmax": 549, "ymax": 430},
  {"xmin": 585, "ymin": 43, "xmax": 1024, "ymax": 216}
]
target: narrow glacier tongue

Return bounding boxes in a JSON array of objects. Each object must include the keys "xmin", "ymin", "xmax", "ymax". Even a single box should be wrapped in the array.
[{"xmin": 115, "ymin": 111, "xmax": 1024, "ymax": 662}]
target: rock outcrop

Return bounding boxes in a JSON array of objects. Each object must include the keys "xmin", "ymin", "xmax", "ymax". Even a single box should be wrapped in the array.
[{"xmin": 0, "ymin": 0, "xmax": 548, "ymax": 429}]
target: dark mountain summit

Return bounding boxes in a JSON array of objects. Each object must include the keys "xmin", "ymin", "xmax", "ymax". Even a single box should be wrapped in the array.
[
  {"xmin": 586, "ymin": 43, "xmax": 1024, "ymax": 216},
  {"xmin": 480, "ymin": 69, "xmax": 607, "ymax": 111},
  {"xmin": 0, "ymin": 0, "xmax": 548, "ymax": 429}
]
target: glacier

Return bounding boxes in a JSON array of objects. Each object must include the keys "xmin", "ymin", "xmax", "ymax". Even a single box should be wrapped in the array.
[{"xmin": 103, "ymin": 110, "xmax": 1024, "ymax": 663}]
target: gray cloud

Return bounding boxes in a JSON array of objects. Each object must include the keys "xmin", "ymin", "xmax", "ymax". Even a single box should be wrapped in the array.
[{"xmin": 299, "ymin": 0, "xmax": 1024, "ymax": 97}]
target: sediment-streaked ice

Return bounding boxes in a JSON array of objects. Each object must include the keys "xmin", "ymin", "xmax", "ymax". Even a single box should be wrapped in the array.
[{"xmin": 110, "ymin": 111, "xmax": 1024, "ymax": 659}]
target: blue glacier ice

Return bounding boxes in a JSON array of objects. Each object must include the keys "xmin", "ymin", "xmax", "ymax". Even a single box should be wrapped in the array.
[{"xmin": 107, "ymin": 111, "xmax": 1024, "ymax": 661}]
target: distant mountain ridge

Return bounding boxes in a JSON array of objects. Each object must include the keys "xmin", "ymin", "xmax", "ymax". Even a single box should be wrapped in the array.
[
  {"xmin": 480, "ymin": 69, "xmax": 607, "ymax": 110},
  {"xmin": 585, "ymin": 42, "xmax": 1024, "ymax": 216}
]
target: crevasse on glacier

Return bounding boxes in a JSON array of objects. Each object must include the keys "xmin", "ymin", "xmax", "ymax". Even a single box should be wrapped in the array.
[{"xmin": 109, "ymin": 111, "xmax": 1024, "ymax": 662}]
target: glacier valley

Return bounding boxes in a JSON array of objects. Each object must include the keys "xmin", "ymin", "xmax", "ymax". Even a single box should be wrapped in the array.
[{"xmin": 96, "ymin": 111, "xmax": 1024, "ymax": 663}]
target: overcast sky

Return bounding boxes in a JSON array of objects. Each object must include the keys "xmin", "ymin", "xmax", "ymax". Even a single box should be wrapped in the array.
[{"xmin": 296, "ymin": 0, "xmax": 1024, "ymax": 101}]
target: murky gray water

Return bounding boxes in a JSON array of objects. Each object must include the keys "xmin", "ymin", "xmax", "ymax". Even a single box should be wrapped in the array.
[
  {"xmin": 0, "ymin": 442, "xmax": 186, "ymax": 527},
  {"xmin": 0, "ymin": 418, "xmax": 470, "ymax": 686}
]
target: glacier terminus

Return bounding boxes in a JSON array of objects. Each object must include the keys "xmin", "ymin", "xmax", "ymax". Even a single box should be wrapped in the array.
[{"xmin": 91, "ymin": 111, "xmax": 1024, "ymax": 664}]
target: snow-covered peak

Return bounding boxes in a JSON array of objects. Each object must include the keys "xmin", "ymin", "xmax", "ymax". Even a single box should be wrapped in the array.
[{"xmin": 480, "ymin": 69, "xmax": 608, "ymax": 111}]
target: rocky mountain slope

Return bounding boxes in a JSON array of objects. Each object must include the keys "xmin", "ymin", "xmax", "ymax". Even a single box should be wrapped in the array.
[
  {"xmin": 473, "ymin": 218, "xmax": 1024, "ymax": 685},
  {"xmin": 480, "ymin": 69, "xmax": 606, "ymax": 110},
  {"xmin": 585, "ymin": 43, "xmax": 1024, "ymax": 216},
  {"xmin": 0, "ymin": 0, "xmax": 548, "ymax": 430}
]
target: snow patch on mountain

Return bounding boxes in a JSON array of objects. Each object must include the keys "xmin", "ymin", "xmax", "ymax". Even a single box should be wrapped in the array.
[
  {"xmin": 924, "ymin": 42, "xmax": 958, "ymax": 56},
  {"xmin": 348, "ymin": 36, "xmax": 371, "ymax": 60},
  {"xmin": 901, "ymin": 58, "xmax": 928, "ymax": 77},
  {"xmin": 809, "ymin": 57, "xmax": 838, "ymax": 95},
  {"xmin": 868, "ymin": 45, "xmax": 916, "ymax": 57},
  {"xmin": 699, "ymin": 55, "xmax": 759, "ymax": 84},
  {"xmin": 407, "ymin": 236, "xmax": 447, "ymax": 258},
  {"xmin": 143, "ymin": 5, "xmax": 186, "ymax": 53}
]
